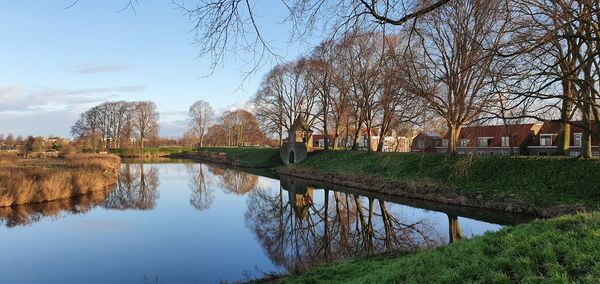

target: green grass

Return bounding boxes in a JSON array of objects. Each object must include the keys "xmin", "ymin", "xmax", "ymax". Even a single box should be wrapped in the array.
[
  {"xmin": 281, "ymin": 212, "xmax": 600, "ymax": 283},
  {"xmin": 292, "ymin": 151, "xmax": 600, "ymax": 210},
  {"xmin": 109, "ymin": 147, "xmax": 192, "ymax": 157},
  {"xmin": 198, "ymin": 147, "xmax": 282, "ymax": 168}
]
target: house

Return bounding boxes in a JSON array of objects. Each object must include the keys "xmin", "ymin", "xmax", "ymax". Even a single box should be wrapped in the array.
[
  {"xmin": 310, "ymin": 127, "xmax": 411, "ymax": 152},
  {"xmin": 438, "ymin": 124, "xmax": 542, "ymax": 156},
  {"xmin": 527, "ymin": 121, "xmax": 600, "ymax": 157},
  {"xmin": 411, "ymin": 131, "xmax": 442, "ymax": 153}
]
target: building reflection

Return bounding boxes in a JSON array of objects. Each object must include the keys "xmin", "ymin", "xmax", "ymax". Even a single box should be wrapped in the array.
[
  {"xmin": 103, "ymin": 163, "xmax": 160, "ymax": 210},
  {"xmin": 245, "ymin": 175, "xmax": 446, "ymax": 273}
]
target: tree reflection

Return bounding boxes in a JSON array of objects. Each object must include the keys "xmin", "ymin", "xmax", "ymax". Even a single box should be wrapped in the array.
[
  {"xmin": 447, "ymin": 214, "xmax": 465, "ymax": 243},
  {"xmin": 0, "ymin": 190, "xmax": 110, "ymax": 228},
  {"xmin": 103, "ymin": 163, "xmax": 160, "ymax": 210},
  {"xmin": 186, "ymin": 164, "xmax": 214, "ymax": 211},
  {"xmin": 207, "ymin": 165, "xmax": 258, "ymax": 195},
  {"xmin": 245, "ymin": 175, "xmax": 442, "ymax": 273}
]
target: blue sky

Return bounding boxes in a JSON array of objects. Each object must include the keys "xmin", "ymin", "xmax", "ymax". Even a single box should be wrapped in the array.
[{"xmin": 0, "ymin": 1, "xmax": 309, "ymax": 137}]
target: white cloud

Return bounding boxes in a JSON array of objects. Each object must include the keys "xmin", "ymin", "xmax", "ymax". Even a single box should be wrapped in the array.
[
  {"xmin": 0, "ymin": 84, "xmax": 147, "ymax": 136},
  {"xmin": 68, "ymin": 63, "xmax": 133, "ymax": 74},
  {"xmin": 0, "ymin": 84, "xmax": 146, "ymax": 113}
]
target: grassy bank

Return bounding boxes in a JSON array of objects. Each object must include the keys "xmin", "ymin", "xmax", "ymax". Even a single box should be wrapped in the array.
[
  {"xmin": 109, "ymin": 146, "xmax": 192, "ymax": 158},
  {"xmin": 288, "ymin": 151, "xmax": 600, "ymax": 212},
  {"xmin": 0, "ymin": 154, "xmax": 120, "ymax": 207},
  {"xmin": 193, "ymin": 147, "xmax": 282, "ymax": 168},
  {"xmin": 281, "ymin": 212, "xmax": 600, "ymax": 283}
]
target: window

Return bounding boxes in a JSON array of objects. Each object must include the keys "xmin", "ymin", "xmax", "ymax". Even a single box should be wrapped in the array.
[
  {"xmin": 418, "ymin": 140, "xmax": 424, "ymax": 149},
  {"xmin": 593, "ymin": 152, "xmax": 599, "ymax": 157},
  {"xmin": 540, "ymin": 134, "xmax": 553, "ymax": 146},
  {"xmin": 570, "ymin": 151, "xmax": 580, "ymax": 157},
  {"xmin": 574, "ymin": 133, "xmax": 582, "ymax": 147},
  {"xmin": 501, "ymin": 136, "xmax": 510, "ymax": 147},
  {"xmin": 318, "ymin": 139, "xmax": 324, "ymax": 147},
  {"xmin": 478, "ymin": 138, "xmax": 489, "ymax": 147},
  {"xmin": 459, "ymin": 139, "xmax": 469, "ymax": 147},
  {"xmin": 442, "ymin": 139, "xmax": 449, "ymax": 148}
]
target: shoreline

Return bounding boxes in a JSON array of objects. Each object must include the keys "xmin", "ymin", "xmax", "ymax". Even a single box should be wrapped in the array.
[
  {"xmin": 274, "ymin": 166, "xmax": 582, "ymax": 218},
  {"xmin": 169, "ymin": 150, "xmax": 584, "ymax": 218}
]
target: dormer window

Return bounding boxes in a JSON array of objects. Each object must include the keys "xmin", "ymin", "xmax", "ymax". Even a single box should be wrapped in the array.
[
  {"xmin": 574, "ymin": 133, "xmax": 582, "ymax": 147},
  {"xmin": 478, "ymin": 138, "xmax": 489, "ymax": 147},
  {"xmin": 540, "ymin": 134, "xmax": 553, "ymax": 146},
  {"xmin": 500, "ymin": 136, "xmax": 510, "ymax": 147}
]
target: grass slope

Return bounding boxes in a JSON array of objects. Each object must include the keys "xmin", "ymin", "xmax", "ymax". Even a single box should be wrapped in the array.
[
  {"xmin": 109, "ymin": 147, "xmax": 193, "ymax": 157},
  {"xmin": 281, "ymin": 212, "xmax": 600, "ymax": 283},
  {"xmin": 294, "ymin": 151, "xmax": 600, "ymax": 210},
  {"xmin": 198, "ymin": 147, "xmax": 282, "ymax": 167}
]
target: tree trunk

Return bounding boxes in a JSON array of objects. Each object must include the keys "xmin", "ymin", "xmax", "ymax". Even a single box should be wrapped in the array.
[
  {"xmin": 558, "ymin": 79, "xmax": 573, "ymax": 155},
  {"xmin": 351, "ymin": 122, "xmax": 361, "ymax": 151},
  {"xmin": 448, "ymin": 123, "xmax": 460, "ymax": 156}
]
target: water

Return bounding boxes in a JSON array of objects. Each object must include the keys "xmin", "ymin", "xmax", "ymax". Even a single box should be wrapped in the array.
[{"xmin": 0, "ymin": 162, "xmax": 530, "ymax": 283}]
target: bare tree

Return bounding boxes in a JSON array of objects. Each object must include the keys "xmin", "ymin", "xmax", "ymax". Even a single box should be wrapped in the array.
[
  {"xmin": 188, "ymin": 100, "xmax": 215, "ymax": 147},
  {"xmin": 133, "ymin": 101, "xmax": 159, "ymax": 148},
  {"xmin": 402, "ymin": 0, "xmax": 511, "ymax": 155}
]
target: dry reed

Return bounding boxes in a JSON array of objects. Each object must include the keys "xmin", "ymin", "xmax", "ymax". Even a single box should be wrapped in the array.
[{"xmin": 0, "ymin": 154, "xmax": 120, "ymax": 207}]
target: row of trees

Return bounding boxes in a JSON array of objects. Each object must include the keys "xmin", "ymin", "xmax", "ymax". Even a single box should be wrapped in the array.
[
  {"xmin": 250, "ymin": 0, "xmax": 600, "ymax": 157},
  {"xmin": 185, "ymin": 100, "xmax": 268, "ymax": 147},
  {"xmin": 71, "ymin": 101, "xmax": 159, "ymax": 150}
]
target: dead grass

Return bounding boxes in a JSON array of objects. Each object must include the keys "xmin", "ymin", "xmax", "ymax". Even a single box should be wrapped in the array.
[
  {"xmin": 0, "ymin": 153, "xmax": 18, "ymax": 165},
  {"xmin": 0, "ymin": 154, "xmax": 120, "ymax": 207}
]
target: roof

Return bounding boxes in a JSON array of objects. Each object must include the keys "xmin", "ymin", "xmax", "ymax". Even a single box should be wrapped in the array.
[
  {"xmin": 290, "ymin": 116, "xmax": 312, "ymax": 132},
  {"xmin": 531, "ymin": 121, "xmax": 599, "ymax": 146},
  {"xmin": 442, "ymin": 124, "xmax": 540, "ymax": 147}
]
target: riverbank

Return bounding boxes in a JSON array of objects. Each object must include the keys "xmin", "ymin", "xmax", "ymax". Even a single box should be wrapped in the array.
[
  {"xmin": 0, "ymin": 153, "xmax": 120, "ymax": 207},
  {"xmin": 170, "ymin": 147, "xmax": 282, "ymax": 168},
  {"xmin": 276, "ymin": 151, "xmax": 600, "ymax": 217},
  {"xmin": 279, "ymin": 212, "xmax": 600, "ymax": 283},
  {"xmin": 179, "ymin": 148, "xmax": 599, "ymax": 217},
  {"xmin": 109, "ymin": 146, "xmax": 192, "ymax": 158}
]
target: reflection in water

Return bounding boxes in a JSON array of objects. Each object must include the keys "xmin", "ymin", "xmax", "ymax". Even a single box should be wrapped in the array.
[
  {"xmin": 103, "ymin": 163, "xmax": 160, "ymax": 210},
  {"xmin": 448, "ymin": 214, "xmax": 464, "ymax": 243},
  {"xmin": 208, "ymin": 165, "xmax": 258, "ymax": 195},
  {"xmin": 245, "ymin": 176, "xmax": 443, "ymax": 273},
  {"xmin": 0, "ymin": 190, "xmax": 111, "ymax": 228},
  {"xmin": 0, "ymin": 163, "xmax": 161, "ymax": 228},
  {"xmin": 186, "ymin": 164, "xmax": 214, "ymax": 211}
]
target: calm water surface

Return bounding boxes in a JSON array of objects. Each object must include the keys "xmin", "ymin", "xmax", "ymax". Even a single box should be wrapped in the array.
[{"xmin": 0, "ymin": 162, "xmax": 529, "ymax": 283}]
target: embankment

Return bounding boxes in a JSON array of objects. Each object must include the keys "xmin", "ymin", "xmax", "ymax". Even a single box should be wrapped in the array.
[
  {"xmin": 170, "ymin": 147, "xmax": 282, "ymax": 168},
  {"xmin": 277, "ymin": 151, "xmax": 600, "ymax": 217},
  {"xmin": 280, "ymin": 212, "xmax": 600, "ymax": 283},
  {"xmin": 0, "ymin": 154, "xmax": 120, "ymax": 207}
]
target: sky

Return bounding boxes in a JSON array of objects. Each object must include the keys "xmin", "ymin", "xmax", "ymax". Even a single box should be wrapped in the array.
[{"xmin": 0, "ymin": 1, "xmax": 309, "ymax": 137}]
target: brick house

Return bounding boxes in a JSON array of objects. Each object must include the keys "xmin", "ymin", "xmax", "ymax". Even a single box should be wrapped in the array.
[
  {"xmin": 312, "ymin": 128, "xmax": 410, "ymax": 152},
  {"xmin": 411, "ymin": 131, "xmax": 442, "ymax": 153},
  {"xmin": 527, "ymin": 121, "xmax": 600, "ymax": 157},
  {"xmin": 439, "ymin": 124, "xmax": 542, "ymax": 156}
]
